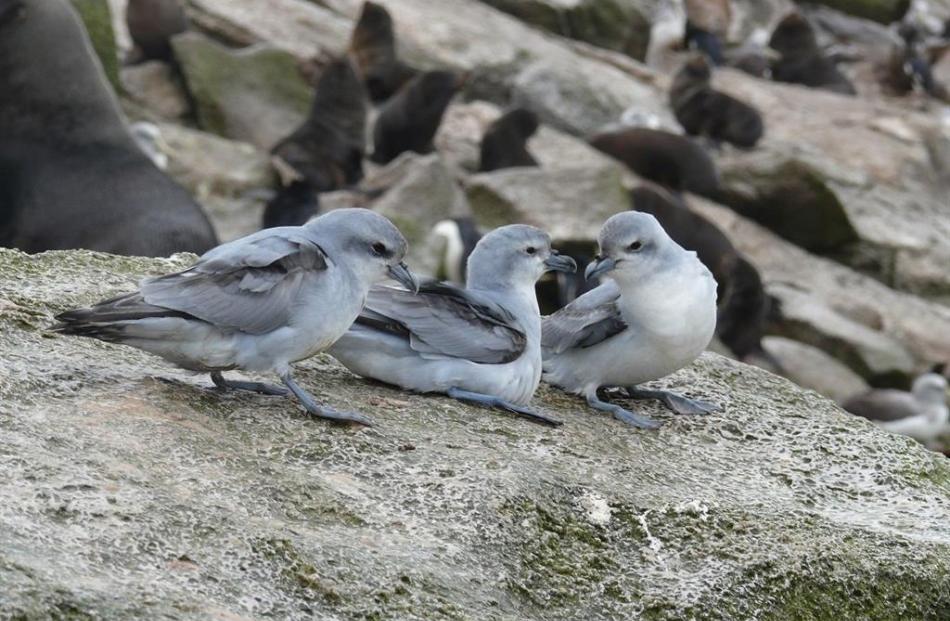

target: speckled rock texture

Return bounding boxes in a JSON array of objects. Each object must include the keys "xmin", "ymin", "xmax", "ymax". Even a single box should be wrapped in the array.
[{"xmin": 2, "ymin": 248, "xmax": 950, "ymax": 620}]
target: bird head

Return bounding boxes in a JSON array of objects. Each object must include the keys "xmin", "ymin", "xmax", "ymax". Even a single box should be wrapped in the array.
[
  {"xmin": 466, "ymin": 224, "xmax": 575, "ymax": 291},
  {"xmin": 310, "ymin": 208, "xmax": 418, "ymax": 293},
  {"xmin": 585, "ymin": 211, "xmax": 684, "ymax": 284}
]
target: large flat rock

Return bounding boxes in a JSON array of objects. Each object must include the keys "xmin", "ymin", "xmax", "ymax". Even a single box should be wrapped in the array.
[{"xmin": 2, "ymin": 249, "xmax": 950, "ymax": 619}]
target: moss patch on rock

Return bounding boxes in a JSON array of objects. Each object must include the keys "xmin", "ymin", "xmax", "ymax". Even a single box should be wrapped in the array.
[{"xmin": 70, "ymin": 0, "xmax": 121, "ymax": 93}]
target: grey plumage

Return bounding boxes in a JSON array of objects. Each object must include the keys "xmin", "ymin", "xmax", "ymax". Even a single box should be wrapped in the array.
[
  {"xmin": 330, "ymin": 224, "xmax": 576, "ymax": 426},
  {"xmin": 841, "ymin": 373, "xmax": 949, "ymax": 444},
  {"xmin": 542, "ymin": 212, "xmax": 719, "ymax": 428},
  {"xmin": 52, "ymin": 208, "xmax": 418, "ymax": 426}
]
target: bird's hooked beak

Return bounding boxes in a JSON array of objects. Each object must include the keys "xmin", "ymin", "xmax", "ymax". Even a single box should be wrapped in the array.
[
  {"xmin": 584, "ymin": 255, "xmax": 617, "ymax": 281},
  {"xmin": 388, "ymin": 261, "xmax": 420, "ymax": 293},
  {"xmin": 543, "ymin": 252, "xmax": 577, "ymax": 274}
]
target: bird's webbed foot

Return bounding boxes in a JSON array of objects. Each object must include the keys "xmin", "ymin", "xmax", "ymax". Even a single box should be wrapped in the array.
[
  {"xmin": 586, "ymin": 392, "xmax": 662, "ymax": 429},
  {"xmin": 624, "ymin": 387, "xmax": 719, "ymax": 416},
  {"xmin": 280, "ymin": 372, "xmax": 374, "ymax": 426},
  {"xmin": 446, "ymin": 387, "xmax": 563, "ymax": 427},
  {"xmin": 211, "ymin": 371, "xmax": 289, "ymax": 396}
]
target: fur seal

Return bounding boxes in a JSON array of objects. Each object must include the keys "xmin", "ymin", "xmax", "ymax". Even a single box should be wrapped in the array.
[
  {"xmin": 349, "ymin": 1, "xmax": 418, "ymax": 103},
  {"xmin": 272, "ymin": 57, "xmax": 367, "ymax": 193},
  {"xmin": 630, "ymin": 185, "xmax": 778, "ymax": 366},
  {"xmin": 370, "ymin": 70, "xmax": 461, "ymax": 165},
  {"xmin": 478, "ymin": 108, "xmax": 540, "ymax": 172},
  {"xmin": 769, "ymin": 13, "xmax": 857, "ymax": 95},
  {"xmin": 670, "ymin": 55, "xmax": 764, "ymax": 149},
  {"xmin": 125, "ymin": 0, "xmax": 188, "ymax": 62},
  {"xmin": 0, "ymin": 0, "xmax": 217, "ymax": 256},
  {"xmin": 589, "ymin": 128, "xmax": 720, "ymax": 197},
  {"xmin": 262, "ymin": 181, "xmax": 320, "ymax": 229}
]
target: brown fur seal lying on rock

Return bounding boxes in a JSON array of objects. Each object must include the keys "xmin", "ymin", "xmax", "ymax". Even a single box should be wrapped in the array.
[
  {"xmin": 769, "ymin": 13, "xmax": 856, "ymax": 95},
  {"xmin": 670, "ymin": 55, "xmax": 764, "ymax": 149}
]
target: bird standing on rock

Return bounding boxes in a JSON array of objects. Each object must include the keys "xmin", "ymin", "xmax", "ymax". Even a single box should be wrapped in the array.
[
  {"xmin": 542, "ymin": 212, "xmax": 719, "ymax": 429},
  {"xmin": 52, "ymin": 209, "xmax": 418, "ymax": 427},
  {"xmin": 330, "ymin": 225, "xmax": 576, "ymax": 426}
]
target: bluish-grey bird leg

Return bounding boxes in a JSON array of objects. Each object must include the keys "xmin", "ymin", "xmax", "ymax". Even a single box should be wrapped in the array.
[
  {"xmin": 586, "ymin": 393, "xmax": 662, "ymax": 429},
  {"xmin": 447, "ymin": 387, "xmax": 563, "ymax": 427},
  {"xmin": 280, "ymin": 372, "xmax": 374, "ymax": 426},
  {"xmin": 624, "ymin": 387, "xmax": 719, "ymax": 416},
  {"xmin": 211, "ymin": 371, "xmax": 288, "ymax": 396}
]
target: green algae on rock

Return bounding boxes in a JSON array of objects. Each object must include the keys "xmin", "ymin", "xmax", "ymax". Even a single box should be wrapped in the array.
[
  {"xmin": 71, "ymin": 0, "xmax": 121, "ymax": 93},
  {"xmin": 1, "ymin": 247, "xmax": 950, "ymax": 620}
]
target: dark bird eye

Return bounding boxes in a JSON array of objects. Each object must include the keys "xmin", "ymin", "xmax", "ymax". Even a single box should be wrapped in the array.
[
  {"xmin": 628, "ymin": 241, "xmax": 643, "ymax": 251},
  {"xmin": 525, "ymin": 247, "xmax": 537, "ymax": 255},
  {"xmin": 371, "ymin": 242, "xmax": 387, "ymax": 256}
]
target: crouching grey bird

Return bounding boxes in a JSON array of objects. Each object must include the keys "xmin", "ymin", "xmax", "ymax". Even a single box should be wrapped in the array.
[
  {"xmin": 329, "ymin": 225, "xmax": 577, "ymax": 426},
  {"xmin": 542, "ymin": 212, "xmax": 719, "ymax": 429},
  {"xmin": 51, "ymin": 208, "xmax": 418, "ymax": 426},
  {"xmin": 841, "ymin": 373, "xmax": 949, "ymax": 445}
]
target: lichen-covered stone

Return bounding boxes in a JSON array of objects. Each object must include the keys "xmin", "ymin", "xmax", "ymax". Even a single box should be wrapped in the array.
[
  {"xmin": 2, "ymin": 247, "xmax": 949, "ymax": 619},
  {"xmin": 71, "ymin": 0, "xmax": 121, "ymax": 92},
  {"xmin": 479, "ymin": 0, "xmax": 652, "ymax": 61},
  {"xmin": 171, "ymin": 31, "xmax": 311, "ymax": 149}
]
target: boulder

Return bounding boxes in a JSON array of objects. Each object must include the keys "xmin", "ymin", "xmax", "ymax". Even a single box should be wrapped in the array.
[
  {"xmin": 171, "ymin": 31, "xmax": 311, "ymax": 149},
  {"xmin": 2, "ymin": 248, "xmax": 950, "ymax": 619},
  {"xmin": 464, "ymin": 163, "xmax": 629, "ymax": 244},
  {"xmin": 322, "ymin": 153, "xmax": 472, "ymax": 277},
  {"xmin": 478, "ymin": 0, "xmax": 652, "ymax": 60},
  {"xmin": 71, "ymin": 0, "xmax": 122, "ymax": 92},
  {"xmin": 154, "ymin": 123, "xmax": 276, "ymax": 243},
  {"xmin": 691, "ymin": 198, "xmax": 950, "ymax": 382},
  {"xmin": 762, "ymin": 336, "xmax": 870, "ymax": 402},
  {"xmin": 120, "ymin": 61, "xmax": 191, "ymax": 120},
  {"xmin": 710, "ymin": 68, "xmax": 950, "ymax": 300},
  {"xmin": 798, "ymin": 0, "xmax": 911, "ymax": 24},
  {"xmin": 184, "ymin": 0, "xmax": 351, "ymax": 56}
]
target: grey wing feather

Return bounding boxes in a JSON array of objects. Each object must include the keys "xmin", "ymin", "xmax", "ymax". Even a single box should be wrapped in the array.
[
  {"xmin": 357, "ymin": 282, "xmax": 527, "ymax": 364},
  {"xmin": 542, "ymin": 280, "xmax": 628, "ymax": 354},
  {"xmin": 140, "ymin": 229, "xmax": 329, "ymax": 334}
]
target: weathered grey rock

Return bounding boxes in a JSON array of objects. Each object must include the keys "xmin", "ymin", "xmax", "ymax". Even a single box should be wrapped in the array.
[
  {"xmin": 478, "ymin": 0, "xmax": 652, "ymax": 60},
  {"xmin": 120, "ymin": 61, "xmax": 191, "ymax": 120},
  {"xmin": 185, "ymin": 0, "xmax": 351, "ymax": 56},
  {"xmin": 692, "ymin": 198, "xmax": 950, "ymax": 382},
  {"xmin": 2, "ymin": 248, "xmax": 950, "ymax": 619},
  {"xmin": 465, "ymin": 164, "xmax": 629, "ymax": 244},
  {"xmin": 800, "ymin": 0, "xmax": 912, "ymax": 24},
  {"xmin": 71, "ymin": 0, "xmax": 122, "ymax": 92},
  {"xmin": 148, "ymin": 123, "xmax": 275, "ymax": 243},
  {"xmin": 171, "ymin": 31, "xmax": 311, "ymax": 149},
  {"xmin": 323, "ymin": 153, "xmax": 471, "ymax": 277},
  {"xmin": 762, "ymin": 337, "xmax": 870, "ymax": 403},
  {"xmin": 711, "ymin": 68, "xmax": 950, "ymax": 300}
]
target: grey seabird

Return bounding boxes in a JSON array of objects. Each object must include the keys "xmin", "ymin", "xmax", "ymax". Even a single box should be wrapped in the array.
[
  {"xmin": 329, "ymin": 225, "xmax": 577, "ymax": 426},
  {"xmin": 841, "ymin": 373, "xmax": 948, "ymax": 445},
  {"xmin": 52, "ymin": 208, "xmax": 418, "ymax": 426},
  {"xmin": 542, "ymin": 212, "xmax": 719, "ymax": 428}
]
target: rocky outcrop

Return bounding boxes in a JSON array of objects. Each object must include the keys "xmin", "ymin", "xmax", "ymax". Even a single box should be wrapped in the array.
[
  {"xmin": 478, "ymin": 0, "xmax": 652, "ymax": 60},
  {"xmin": 802, "ymin": 0, "xmax": 911, "ymax": 24},
  {"xmin": 2, "ymin": 248, "xmax": 950, "ymax": 619},
  {"xmin": 171, "ymin": 31, "xmax": 311, "ymax": 149},
  {"xmin": 692, "ymin": 198, "xmax": 950, "ymax": 382},
  {"xmin": 71, "ymin": 0, "xmax": 122, "ymax": 92}
]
